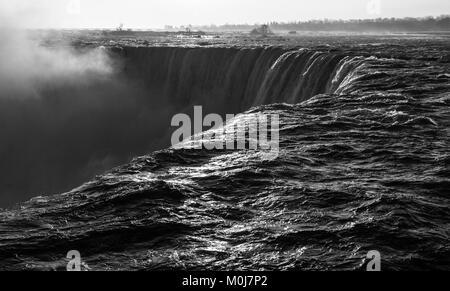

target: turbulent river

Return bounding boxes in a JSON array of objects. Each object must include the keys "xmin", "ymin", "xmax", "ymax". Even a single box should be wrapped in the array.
[{"xmin": 0, "ymin": 36, "xmax": 449, "ymax": 271}]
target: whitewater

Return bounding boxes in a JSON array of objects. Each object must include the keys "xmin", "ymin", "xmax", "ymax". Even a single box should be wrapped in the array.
[{"xmin": 0, "ymin": 36, "xmax": 449, "ymax": 271}]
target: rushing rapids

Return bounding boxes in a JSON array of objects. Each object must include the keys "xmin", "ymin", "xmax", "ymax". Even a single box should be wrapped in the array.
[{"xmin": 0, "ymin": 36, "xmax": 449, "ymax": 271}]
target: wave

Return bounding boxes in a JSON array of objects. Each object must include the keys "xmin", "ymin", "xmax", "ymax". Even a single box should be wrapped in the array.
[{"xmin": 0, "ymin": 42, "xmax": 449, "ymax": 271}]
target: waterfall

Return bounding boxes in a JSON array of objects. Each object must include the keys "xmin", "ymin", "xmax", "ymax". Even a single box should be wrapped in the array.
[{"xmin": 120, "ymin": 46, "xmax": 366, "ymax": 112}]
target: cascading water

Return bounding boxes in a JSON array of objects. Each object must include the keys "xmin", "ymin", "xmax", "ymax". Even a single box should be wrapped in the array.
[
  {"xmin": 0, "ymin": 45, "xmax": 366, "ymax": 208},
  {"xmin": 1, "ymin": 39, "xmax": 449, "ymax": 271},
  {"xmin": 121, "ymin": 46, "xmax": 366, "ymax": 113}
]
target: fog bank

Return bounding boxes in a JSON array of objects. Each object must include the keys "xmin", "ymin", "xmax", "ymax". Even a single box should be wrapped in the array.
[{"xmin": 0, "ymin": 29, "xmax": 173, "ymax": 208}]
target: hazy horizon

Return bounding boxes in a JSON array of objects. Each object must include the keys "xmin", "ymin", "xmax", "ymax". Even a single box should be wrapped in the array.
[{"xmin": 0, "ymin": 0, "xmax": 449, "ymax": 29}]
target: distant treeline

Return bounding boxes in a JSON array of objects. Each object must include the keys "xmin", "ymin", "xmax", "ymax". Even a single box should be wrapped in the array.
[{"xmin": 193, "ymin": 16, "xmax": 450, "ymax": 32}]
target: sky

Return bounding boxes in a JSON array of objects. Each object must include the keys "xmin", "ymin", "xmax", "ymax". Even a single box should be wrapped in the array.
[{"xmin": 0, "ymin": 0, "xmax": 449, "ymax": 29}]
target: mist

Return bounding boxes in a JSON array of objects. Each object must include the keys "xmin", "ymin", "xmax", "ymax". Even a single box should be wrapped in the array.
[{"xmin": 0, "ymin": 25, "xmax": 175, "ymax": 208}]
